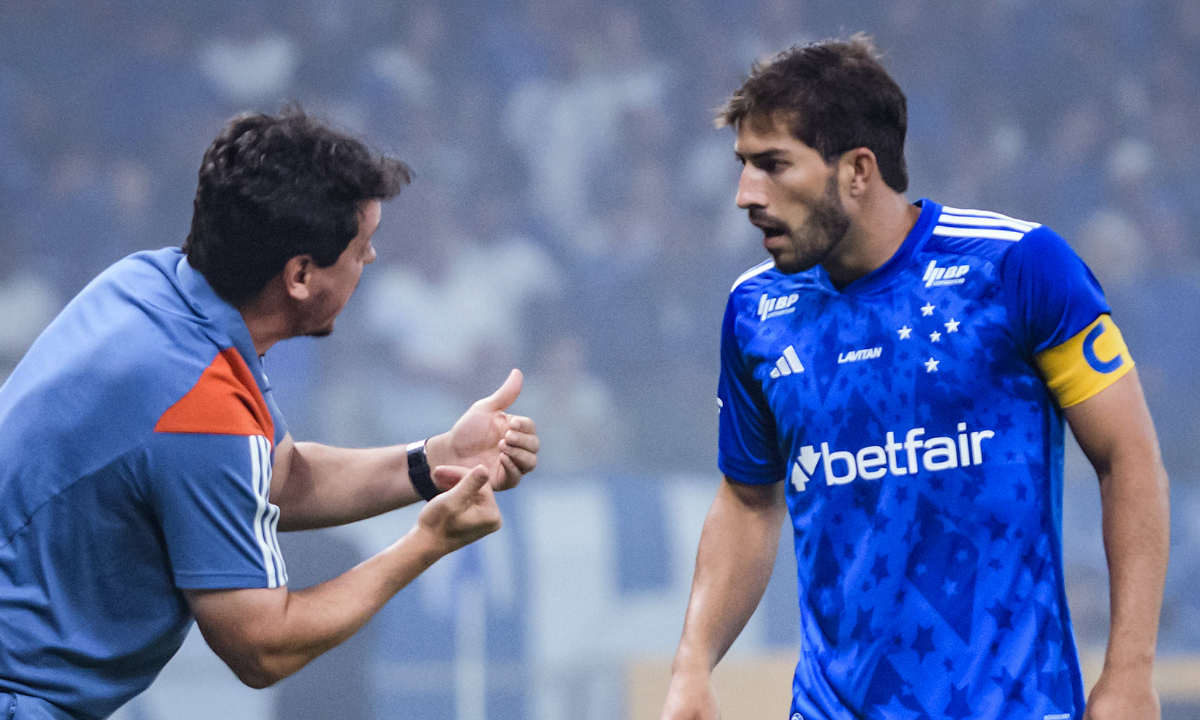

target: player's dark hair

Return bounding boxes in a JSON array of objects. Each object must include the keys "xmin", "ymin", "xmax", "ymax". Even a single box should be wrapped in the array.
[
  {"xmin": 183, "ymin": 107, "xmax": 411, "ymax": 305},
  {"xmin": 719, "ymin": 33, "xmax": 909, "ymax": 193}
]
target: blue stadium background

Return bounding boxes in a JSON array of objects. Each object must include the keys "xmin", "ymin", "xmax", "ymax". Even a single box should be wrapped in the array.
[{"xmin": 1, "ymin": 0, "xmax": 1198, "ymax": 718}]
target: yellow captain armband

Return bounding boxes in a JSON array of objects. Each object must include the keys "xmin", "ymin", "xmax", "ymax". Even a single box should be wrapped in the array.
[{"xmin": 1035, "ymin": 314, "xmax": 1134, "ymax": 408}]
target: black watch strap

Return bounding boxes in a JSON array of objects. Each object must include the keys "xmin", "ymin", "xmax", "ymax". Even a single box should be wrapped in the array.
[{"xmin": 406, "ymin": 440, "xmax": 442, "ymax": 501}]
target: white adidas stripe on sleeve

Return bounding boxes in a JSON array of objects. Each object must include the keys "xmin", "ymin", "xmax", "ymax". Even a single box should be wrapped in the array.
[{"xmin": 249, "ymin": 435, "xmax": 286, "ymax": 588}]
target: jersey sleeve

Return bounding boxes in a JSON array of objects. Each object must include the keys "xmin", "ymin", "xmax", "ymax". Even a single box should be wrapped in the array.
[
  {"xmin": 147, "ymin": 346, "xmax": 287, "ymax": 590},
  {"xmin": 1001, "ymin": 226, "xmax": 1133, "ymax": 407},
  {"xmin": 147, "ymin": 432, "xmax": 287, "ymax": 590},
  {"xmin": 717, "ymin": 294, "xmax": 785, "ymax": 484}
]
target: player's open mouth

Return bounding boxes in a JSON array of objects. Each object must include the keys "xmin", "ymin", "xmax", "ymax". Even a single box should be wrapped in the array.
[{"xmin": 760, "ymin": 226, "xmax": 788, "ymax": 248}]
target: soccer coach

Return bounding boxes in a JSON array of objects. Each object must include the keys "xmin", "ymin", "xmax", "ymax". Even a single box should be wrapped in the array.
[{"xmin": 0, "ymin": 108, "xmax": 539, "ymax": 720}]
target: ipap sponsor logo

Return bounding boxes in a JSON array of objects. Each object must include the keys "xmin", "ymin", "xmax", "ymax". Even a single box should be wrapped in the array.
[
  {"xmin": 789, "ymin": 422, "xmax": 995, "ymax": 492},
  {"xmin": 758, "ymin": 292, "xmax": 799, "ymax": 321},
  {"xmin": 923, "ymin": 260, "xmax": 970, "ymax": 288}
]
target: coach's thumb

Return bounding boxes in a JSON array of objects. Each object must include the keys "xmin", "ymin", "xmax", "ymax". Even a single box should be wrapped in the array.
[
  {"xmin": 479, "ymin": 369, "xmax": 523, "ymax": 411},
  {"xmin": 456, "ymin": 464, "xmax": 491, "ymax": 496}
]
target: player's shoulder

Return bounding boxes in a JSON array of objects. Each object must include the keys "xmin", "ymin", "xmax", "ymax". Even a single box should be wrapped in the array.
[
  {"xmin": 727, "ymin": 259, "xmax": 820, "ymax": 300},
  {"xmin": 923, "ymin": 203, "xmax": 1054, "ymax": 266},
  {"xmin": 729, "ymin": 259, "xmax": 779, "ymax": 293}
]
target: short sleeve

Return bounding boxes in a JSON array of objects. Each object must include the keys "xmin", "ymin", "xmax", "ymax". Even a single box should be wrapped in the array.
[
  {"xmin": 717, "ymin": 295, "xmax": 785, "ymax": 484},
  {"xmin": 147, "ymin": 432, "xmax": 287, "ymax": 590},
  {"xmin": 1001, "ymin": 226, "xmax": 1133, "ymax": 407},
  {"xmin": 1001, "ymin": 226, "xmax": 1110, "ymax": 355}
]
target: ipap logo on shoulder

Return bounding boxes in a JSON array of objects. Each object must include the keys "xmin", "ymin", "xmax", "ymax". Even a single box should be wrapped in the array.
[
  {"xmin": 789, "ymin": 423, "xmax": 995, "ymax": 492},
  {"xmin": 758, "ymin": 292, "xmax": 799, "ymax": 321}
]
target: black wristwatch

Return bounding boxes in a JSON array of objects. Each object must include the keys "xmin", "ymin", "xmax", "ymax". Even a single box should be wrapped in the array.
[{"xmin": 406, "ymin": 439, "xmax": 443, "ymax": 501}]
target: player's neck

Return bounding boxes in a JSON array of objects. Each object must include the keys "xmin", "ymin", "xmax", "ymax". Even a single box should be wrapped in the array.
[{"xmin": 823, "ymin": 192, "xmax": 920, "ymax": 289}]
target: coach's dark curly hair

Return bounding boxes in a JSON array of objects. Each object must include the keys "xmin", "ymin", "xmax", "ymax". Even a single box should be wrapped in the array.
[
  {"xmin": 183, "ymin": 107, "xmax": 411, "ymax": 305},
  {"xmin": 719, "ymin": 33, "xmax": 909, "ymax": 193}
]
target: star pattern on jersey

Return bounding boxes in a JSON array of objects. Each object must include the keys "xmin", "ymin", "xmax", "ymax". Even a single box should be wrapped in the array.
[
  {"xmin": 911, "ymin": 625, "xmax": 936, "ymax": 661},
  {"xmin": 921, "ymin": 302, "xmax": 935, "ymax": 316},
  {"xmin": 930, "ymin": 331, "xmax": 942, "ymax": 343},
  {"xmin": 898, "ymin": 325, "xmax": 912, "ymax": 339},
  {"xmin": 925, "ymin": 358, "xmax": 939, "ymax": 372},
  {"xmin": 944, "ymin": 318, "xmax": 960, "ymax": 333}
]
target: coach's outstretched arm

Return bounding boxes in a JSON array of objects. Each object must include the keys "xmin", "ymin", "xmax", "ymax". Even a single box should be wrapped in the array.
[
  {"xmin": 662, "ymin": 478, "xmax": 787, "ymax": 720},
  {"xmin": 270, "ymin": 369, "xmax": 539, "ymax": 531},
  {"xmin": 185, "ymin": 464, "xmax": 500, "ymax": 689},
  {"xmin": 1065, "ymin": 368, "xmax": 1169, "ymax": 720}
]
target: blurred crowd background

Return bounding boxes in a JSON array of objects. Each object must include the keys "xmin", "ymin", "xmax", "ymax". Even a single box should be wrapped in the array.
[{"xmin": 2, "ymin": 0, "xmax": 1199, "ymax": 718}]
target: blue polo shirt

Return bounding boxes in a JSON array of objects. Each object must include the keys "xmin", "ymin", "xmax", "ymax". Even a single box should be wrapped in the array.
[{"xmin": 0, "ymin": 249, "xmax": 289, "ymax": 719}]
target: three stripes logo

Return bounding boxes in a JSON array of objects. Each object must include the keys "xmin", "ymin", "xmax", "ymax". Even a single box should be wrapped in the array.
[{"xmin": 769, "ymin": 346, "xmax": 805, "ymax": 378}]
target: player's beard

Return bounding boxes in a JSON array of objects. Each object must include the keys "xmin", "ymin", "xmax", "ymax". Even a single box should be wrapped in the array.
[{"xmin": 772, "ymin": 173, "xmax": 851, "ymax": 275}]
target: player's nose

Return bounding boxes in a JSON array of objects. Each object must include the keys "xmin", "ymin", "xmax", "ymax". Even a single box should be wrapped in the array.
[{"xmin": 735, "ymin": 165, "xmax": 767, "ymax": 209}]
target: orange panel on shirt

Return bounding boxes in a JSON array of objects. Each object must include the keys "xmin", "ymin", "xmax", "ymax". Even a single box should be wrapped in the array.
[{"xmin": 155, "ymin": 347, "xmax": 275, "ymax": 446}]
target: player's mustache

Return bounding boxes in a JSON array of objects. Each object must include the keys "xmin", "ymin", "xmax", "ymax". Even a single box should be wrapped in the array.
[{"xmin": 748, "ymin": 208, "xmax": 787, "ymax": 232}]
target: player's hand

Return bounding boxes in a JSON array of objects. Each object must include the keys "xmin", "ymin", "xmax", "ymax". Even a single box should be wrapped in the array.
[
  {"xmin": 660, "ymin": 670, "xmax": 719, "ymax": 720},
  {"xmin": 427, "ymin": 369, "xmax": 539, "ymax": 492},
  {"xmin": 1081, "ymin": 668, "xmax": 1159, "ymax": 720},
  {"xmin": 416, "ymin": 464, "xmax": 502, "ymax": 556}
]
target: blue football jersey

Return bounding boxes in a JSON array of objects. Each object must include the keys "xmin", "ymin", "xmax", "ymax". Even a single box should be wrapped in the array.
[{"xmin": 718, "ymin": 200, "xmax": 1132, "ymax": 720}]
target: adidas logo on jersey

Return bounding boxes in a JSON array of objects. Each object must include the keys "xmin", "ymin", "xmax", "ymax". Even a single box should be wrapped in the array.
[
  {"xmin": 789, "ymin": 422, "xmax": 995, "ymax": 492},
  {"xmin": 922, "ymin": 260, "xmax": 970, "ymax": 288},
  {"xmin": 769, "ymin": 346, "xmax": 805, "ymax": 378},
  {"xmin": 758, "ymin": 292, "xmax": 799, "ymax": 321}
]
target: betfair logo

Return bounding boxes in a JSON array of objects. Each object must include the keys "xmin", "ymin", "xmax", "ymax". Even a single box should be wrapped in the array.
[
  {"xmin": 758, "ymin": 292, "xmax": 799, "ymax": 321},
  {"xmin": 923, "ymin": 260, "xmax": 970, "ymax": 288},
  {"xmin": 789, "ymin": 423, "xmax": 995, "ymax": 492}
]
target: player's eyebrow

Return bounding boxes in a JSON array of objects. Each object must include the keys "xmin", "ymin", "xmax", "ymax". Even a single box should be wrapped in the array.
[{"xmin": 735, "ymin": 149, "xmax": 788, "ymax": 164}]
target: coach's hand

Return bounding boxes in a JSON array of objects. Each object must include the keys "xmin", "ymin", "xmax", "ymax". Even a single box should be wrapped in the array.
[
  {"xmin": 1081, "ymin": 668, "xmax": 1159, "ymax": 720},
  {"xmin": 661, "ymin": 670, "xmax": 720, "ymax": 720},
  {"xmin": 426, "ymin": 369, "xmax": 539, "ymax": 492},
  {"xmin": 416, "ymin": 464, "xmax": 502, "ymax": 556}
]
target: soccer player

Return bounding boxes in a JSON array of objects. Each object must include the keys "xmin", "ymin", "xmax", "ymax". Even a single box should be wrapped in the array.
[
  {"xmin": 662, "ymin": 36, "xmax": 1169, "ymax": 720},
  {"xmin": 0, "ymin": 109, "xmax": 540, "ymax": 720}
]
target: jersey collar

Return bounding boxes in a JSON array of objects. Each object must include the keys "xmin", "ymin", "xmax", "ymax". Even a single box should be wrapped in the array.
[
  {"xmin": 173, "ymin": 251, "xmax": 271, "ymax": 391},
  {"xmin": 816, "ymin": 198, "xmax": 941, "ymax": 296}
]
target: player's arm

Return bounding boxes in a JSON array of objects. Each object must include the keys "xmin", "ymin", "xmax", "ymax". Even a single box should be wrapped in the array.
[
  {"xmin": 185, "ymin": 465, "xmax": 500, "ymax": 688},
  {"xmin": 662, "ymin": 476, "xmax": 787, "ymax": 720},
  {"xmin": 269, "ymin": 369, "xmax": 539, "ymax": 531},
  {"xmin": 1063, "ymin": 369, "xmax": 1168, "ymax": 719}
]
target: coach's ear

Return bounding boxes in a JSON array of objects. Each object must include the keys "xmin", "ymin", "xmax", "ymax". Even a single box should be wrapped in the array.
[{"xmin": 281, "ymin": 255, "xmax": 316, "ymax": 301}]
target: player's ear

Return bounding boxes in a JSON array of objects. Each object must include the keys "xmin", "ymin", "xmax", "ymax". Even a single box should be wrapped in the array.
[
  {"xmin": 281, "ymin": 255, "xmax": 315, "ymax": 301},
  {"xmin": 842, "ymin": 147, "xmax": 876, "ymax": 198}
]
